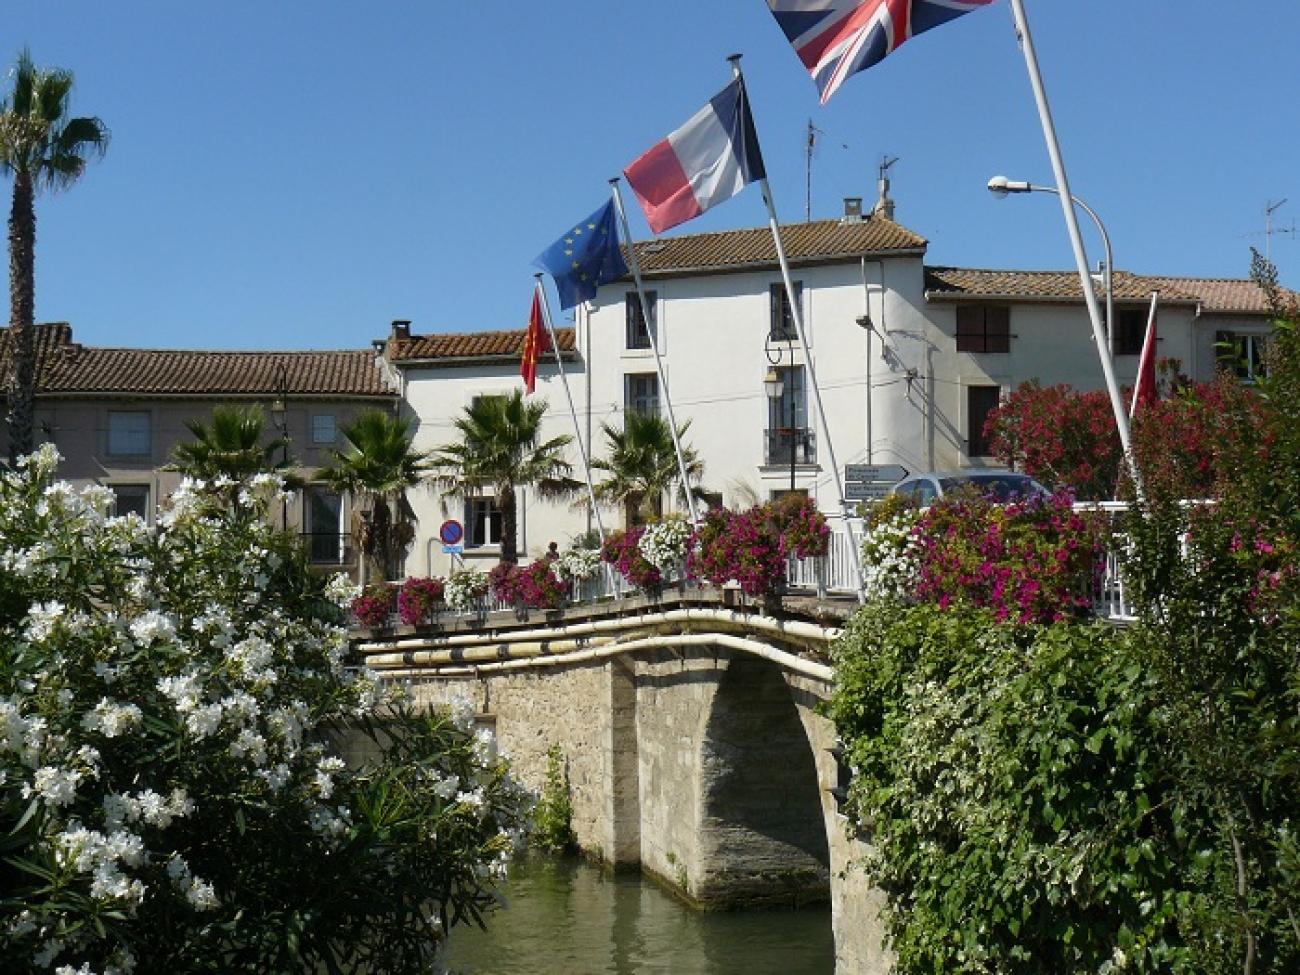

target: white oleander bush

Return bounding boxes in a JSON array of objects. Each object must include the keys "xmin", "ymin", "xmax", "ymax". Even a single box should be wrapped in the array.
[{"xmin": 0, "ymin": 446, "xmax": 530, "ymax": 974}]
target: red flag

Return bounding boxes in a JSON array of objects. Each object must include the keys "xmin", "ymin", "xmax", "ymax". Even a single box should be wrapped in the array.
[
  {"xmin": 520, "ymin": 287, "xmax": 551, "ymax": 395},
  {"xmin": 1131, "ymin": 291, "xmax": 1159, "ymax": 416}
]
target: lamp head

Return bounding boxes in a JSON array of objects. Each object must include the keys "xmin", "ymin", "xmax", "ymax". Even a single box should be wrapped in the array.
[
  {"xmin": 763, "ymin": 367, "xmax": 784, "ymax": 400},
  {"xmin": 987, "ymin": 175, "xmax": 1032, "ymax": 198}
]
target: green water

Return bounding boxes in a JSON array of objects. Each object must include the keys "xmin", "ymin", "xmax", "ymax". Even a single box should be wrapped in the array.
[{"xmin": 442, "ymin": 855, "xmax": 836, "ymax": 975}]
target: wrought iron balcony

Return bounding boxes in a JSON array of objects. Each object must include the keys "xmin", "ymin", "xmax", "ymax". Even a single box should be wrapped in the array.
[
  {"xmin": 300, "ymin": 532, "xmax": 354, "ymax": 566},
  {"xmin": 764, "ymin": 427, "xmax": 816, "ymax": 466}
]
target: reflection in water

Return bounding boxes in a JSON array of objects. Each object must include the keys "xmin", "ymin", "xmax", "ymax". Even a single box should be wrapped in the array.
[{"xmin": 443, "ymin": 855, "xmax": 835, "ymax": 975}]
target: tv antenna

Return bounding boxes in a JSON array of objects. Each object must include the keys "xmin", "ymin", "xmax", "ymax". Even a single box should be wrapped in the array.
[
  {"xmin": 805, "ymin": 119, "xmax": 822, "ymax": 222},
  {"xmin": 1264, "ymin": 199, "xmax": 1295, "ymax": 261}
]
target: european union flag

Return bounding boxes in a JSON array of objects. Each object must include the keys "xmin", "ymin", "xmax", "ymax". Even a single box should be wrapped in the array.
[{"xmin": 533, "ymin": 200, "xmax": 628, "ymax": 310}]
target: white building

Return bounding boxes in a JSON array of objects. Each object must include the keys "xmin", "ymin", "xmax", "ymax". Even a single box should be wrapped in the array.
[{"xmin": 390, "ymin": 203, "xmax": 1282, "ymax": 572}]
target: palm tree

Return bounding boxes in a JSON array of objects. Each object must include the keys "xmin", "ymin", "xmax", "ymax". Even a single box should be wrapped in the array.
[
  {"xmin": 318, "ymin": 410, "xmax": 428, "ymax": 583},
  {"xmin": 167, "ymin": 405, "xmax": 291, "ymax": 481},
  {"xmin": 1, "ymin": 50, "xmax": 108, "ymax": 462},
  {"xmin": 428, "ymin": 391, "xmax": 579, "ymax": 564},
  {"xmin": 592, "ymin": 411, "xmax": 706, "ymax": 526}
]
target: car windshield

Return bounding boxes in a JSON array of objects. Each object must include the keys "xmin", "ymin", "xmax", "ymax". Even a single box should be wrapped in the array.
[{"xmin": 939, "ymin": 474, "xmax": 1043, "ymax": 501}]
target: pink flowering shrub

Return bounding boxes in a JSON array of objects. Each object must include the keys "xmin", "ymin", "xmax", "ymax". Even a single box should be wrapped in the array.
[
  {"xmin": 766, "ymin": 493, "xmax": 831, "ymax": 559},
  {"xmin": 911, "ymin": 490, "xmax": 1106, "ymax": 624},
  {"xmin": 351, "ymin": 583, "xmax": 396, "ymax": 628},
  {"xmin": 397, "ymin": 576, "xmax": 445, "ymax": 625},
  {"xmin": 690, "ymin": 507, "xmax": 787, "ymax": 598},
  {"xmin": 489, "ymin": 559, "xmax": 567, "ymax": 609},
  {"xmin": 601, "ymin": 527, "xmax": 664, "ymax": 593}
]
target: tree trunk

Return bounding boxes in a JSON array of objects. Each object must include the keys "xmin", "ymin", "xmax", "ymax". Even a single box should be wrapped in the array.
[
  {"xmin": 499, "ymin": 483, "xmax": 518, "ymax": 564},
  {"xmin": 372, "ymin": 497, "xmax": 392, "ymax": 581},
  {"xmin": 6, "ymin": 170, "xmax": 36, "ymax": 462}
]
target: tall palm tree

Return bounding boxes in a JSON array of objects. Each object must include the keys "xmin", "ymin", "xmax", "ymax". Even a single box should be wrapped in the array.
[
  {"xmin": 592, "ymin": 411, "xmax": 706, "ymax": 526},
  {"xmin": 167, "ymin": 405, "xmax": 291, "ymax": 481},
  {"xmin": 428, "ymin": 391, "xmax": 579, "ymax": 564},
  {"xmin": 318, "ymin": 410, "xmax": 428, "ymax": 583},
  {"xmin": 1, "ymin": 50, "xmax": 108, "ymax": 461}
]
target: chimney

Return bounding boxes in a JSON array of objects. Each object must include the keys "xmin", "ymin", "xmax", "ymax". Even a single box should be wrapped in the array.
[
  {"xmin": 390, "ymin": 319, "xmax": 411, "ymax": 341},
  {"xmin": 842, "ymin": 197, "xmax": 864, "ymax": 222}
]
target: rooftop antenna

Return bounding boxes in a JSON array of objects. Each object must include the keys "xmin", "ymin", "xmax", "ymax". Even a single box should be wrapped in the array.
[
  {"xmin": 804, "ymin": 118, "xmax": 823, "ymax": 222},
  {"xmin": 872, "ymin": 155, "xmax": 899, "ymax": 221},
  {"xmin": 1265, "ymin": 199, "xmax": 1294, "ymax": 261}
]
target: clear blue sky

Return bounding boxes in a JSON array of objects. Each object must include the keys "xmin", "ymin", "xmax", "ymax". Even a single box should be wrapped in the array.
[{"xmin": 10, "ymin": 1, "xmax": 1299, "ymax": 350}]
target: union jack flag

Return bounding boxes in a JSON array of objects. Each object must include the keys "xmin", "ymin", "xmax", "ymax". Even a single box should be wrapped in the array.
[{"xmin": 766, "ymin": 0, "xmax": 994, "ymax": 104}]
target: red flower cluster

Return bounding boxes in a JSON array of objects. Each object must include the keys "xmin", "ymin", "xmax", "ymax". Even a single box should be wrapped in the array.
[
  {"xmin": 911, "ymin": 491, "xmax": 1105, "ymax": 624},
  {"xmin": 350, "ymin": 583, "xmax": 396, "ymax": 628},
  {"xmin": 600, "ymin": 527, "xmax": 663, "ymax": 593},
  {"xmin": 690, "ymin": 507, "xmax": 787, "ymax": 598},
  {"xmin": 765, "ymin": 493, "xmax": 832, "ymax": 559},
  {"xmin": 489, "ymin": 558, "xmax": 567, "ymax": 610},
  {"xmin": 396, "ymin": 576, "xmax": 445, "ymax": 626}
]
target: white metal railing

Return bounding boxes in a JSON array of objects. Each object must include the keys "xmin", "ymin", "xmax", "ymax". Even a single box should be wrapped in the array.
[{"xmin": 369, "ymin": 506, "xmax": 1152, "ymax": 629}]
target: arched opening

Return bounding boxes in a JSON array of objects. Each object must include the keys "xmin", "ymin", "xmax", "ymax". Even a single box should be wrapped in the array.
[{"xmin": 694, "ymin": 654, "xmax": 830, "ymax": 909}]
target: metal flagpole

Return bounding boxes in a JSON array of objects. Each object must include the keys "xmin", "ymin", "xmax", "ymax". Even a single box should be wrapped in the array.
[
  {"xmin": 729, "ymin": 55, "xmax": 866, "ymax": 603},
  {"xmin": 1006, "ymin": 0, "xmax": 1145, "ymax": 502},
  {"xmin": 608, "ymin": 178, "xmax": 701, "ymax": 525},
  {"xmin": 1129, "ymin": 290, "xmax": 1160, "ymax": 421},
  {"xmin": 533, "ymin": 276, "xmax": 617, "ymax": 593}
]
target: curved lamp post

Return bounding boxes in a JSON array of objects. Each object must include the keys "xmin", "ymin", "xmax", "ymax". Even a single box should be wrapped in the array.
[
  {"xmin": 987, "ymin": 175, "xmax": 1113, "ymax": 350},
  {"xmin": 987, "ymin": 174, "xmax": 1145, "ymax": 502}
]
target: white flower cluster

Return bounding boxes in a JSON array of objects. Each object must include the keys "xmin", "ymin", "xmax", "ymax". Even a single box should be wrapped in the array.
[
  {"xmin": 324, "ymin": 572, "xmax": 362, "ymax": 609},
  {"xmin": 165, "ymin": 855, "xmax": 219, "ymax": 911},
  {"xmin": 861, "ymin": 510, "xmax": 924, "ymax": 603},
  {"xmin": 637, "ymin": 518, "xmax": 693, "ymax": 572},
  {"xmin": 81, "ymin": 698, "xmax": 144, "ymax": 738},
  {"xmin": 551, "ymin": 546, "xmax": 602, "ymax": 582},
  {"xmin": 55, "ymin": 826, "xmax": 149, "ymax": 906},
  {"xmin": 444, "ymin": 568, "xmax": 489, "ymax": 611}
]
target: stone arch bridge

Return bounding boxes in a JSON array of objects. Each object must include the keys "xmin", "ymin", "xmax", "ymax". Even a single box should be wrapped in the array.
[{"xmin": 355, "ymin": 591, "xmax": 890, "ymax": 973}]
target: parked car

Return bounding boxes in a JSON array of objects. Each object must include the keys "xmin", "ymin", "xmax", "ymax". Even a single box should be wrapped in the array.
[{"xmin": 889, "ymin": 470, "xmax": 1048, "ymax": 504}]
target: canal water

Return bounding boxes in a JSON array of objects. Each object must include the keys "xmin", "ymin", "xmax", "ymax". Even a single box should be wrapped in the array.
[{"xmin": 442, "ymin": 855, "xmax": 835, "ymax": 975}]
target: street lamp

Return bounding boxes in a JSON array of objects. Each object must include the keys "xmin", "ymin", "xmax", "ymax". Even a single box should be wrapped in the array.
[
  {"xmin": 269, "ymin": 362, "xmax": 291, "ymax": 531},
  {"xmin": 988, "ymin": 175, "xmax": 1114, "ymax": 350},
  {"xmin": 763, "ymin": 365, "xmax": 797, "ymax": 492}
]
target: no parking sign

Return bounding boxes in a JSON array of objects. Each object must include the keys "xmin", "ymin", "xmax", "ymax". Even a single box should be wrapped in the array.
[{"xmin": 439, "ymin": 519, "xmax": 464, "ymax": 554}]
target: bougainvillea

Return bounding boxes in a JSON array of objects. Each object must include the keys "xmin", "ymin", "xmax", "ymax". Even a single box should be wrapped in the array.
[
  {"xmin": 396, "ymin": 576, "xmax": 444, "ymax": 626},
  {"xmin": 488, "ymin": 560, "xmax": 566, "ymax": 610}
]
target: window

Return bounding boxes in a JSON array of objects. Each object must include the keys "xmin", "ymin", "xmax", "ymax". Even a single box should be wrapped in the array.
[
  {"xmin": 955, "ymin": 305, "xmax": 1011, "ymax": 353},
  {"xmin": 766, "ymin": 366, "xmax": 814, "ymax": 465},
  {"xmin": 967, "ymin": 385, "xmax": 1001, "ymax": 457},
  {"xmin": 305, "ymin": 488, "xmax": 345, "ymax": 564},
  {"xmin": 1113, "ymin": 309, "xmax": 1148, "ymax": 356},
  {"xmin": 311, "ymin": 414, "xmax": 336, "ymax": 445},
  {"xmin": 625, "ymin": 372, "xmax": 659, "ymax": 416},
  {"xmin": 769, "ymin": 282, "xmax": 803, "ymax": 341},
  {"xmin": 1217, "ymin": 331, "xmax": 1268, "ymax": 382},
  {"xmin": 111, "ymin": 485, "xmax": 150, "ymax": 520},
  {"xmin": 107, "ymin": 411, "xmax": 151, "ymax": 457},
  {"xmin": 625, "ymin": 291, "xmax": 657, "ymax": 350},
  {"xmin": 467, "ymin": 496, "xmax": 503, "ymax": 548}
]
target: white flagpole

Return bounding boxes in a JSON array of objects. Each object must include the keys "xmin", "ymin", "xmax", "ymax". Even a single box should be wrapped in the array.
[
  {"xmin": 534, "ymin": 275, "xmax": 617, "ymax": 594},
  {"xmin": 729, "ymin": 55, "xmax": 866, "ymax": 603},
  {"xmin": 1129, "ymin": 290, "xmax": 1160, "ymax": 420},
  {"xmin": 609, "ymin": 178, "xmax": 702, "ymax": 525},
  {"xmin": 1006, "ymin": 0, "xmax": 1145, "ymax": 502}
]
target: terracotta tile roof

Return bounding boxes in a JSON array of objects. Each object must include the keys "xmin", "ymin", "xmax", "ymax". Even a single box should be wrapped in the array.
[
  {"xmin": 925, "ymin": 267, "xmax": 1292, "ymax": 315},
  {"xmin": 625, "ymin": 216, "xmax": 926, "ymax": 278},
  {"xmin": 0, "ymin": 324, "xmax": 395, "ymax": 399},
  {"xmin": 389, "ymin": 327, "xmax": 576, "ymax": 364}
]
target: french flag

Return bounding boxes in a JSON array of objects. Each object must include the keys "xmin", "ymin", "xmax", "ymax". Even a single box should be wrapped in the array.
[{"xmin": 624, "ymin": 77, "xmax": 767, "ymax": 235}]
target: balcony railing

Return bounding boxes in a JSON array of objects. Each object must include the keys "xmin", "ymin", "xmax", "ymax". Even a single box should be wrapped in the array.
[
  {"xmin": 301, "ymin": 532, "xmax": 354, "ymax": 566},
  {"xmin": 764, "ymin": 427, "xmax": 816, "ymax": 466}
]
